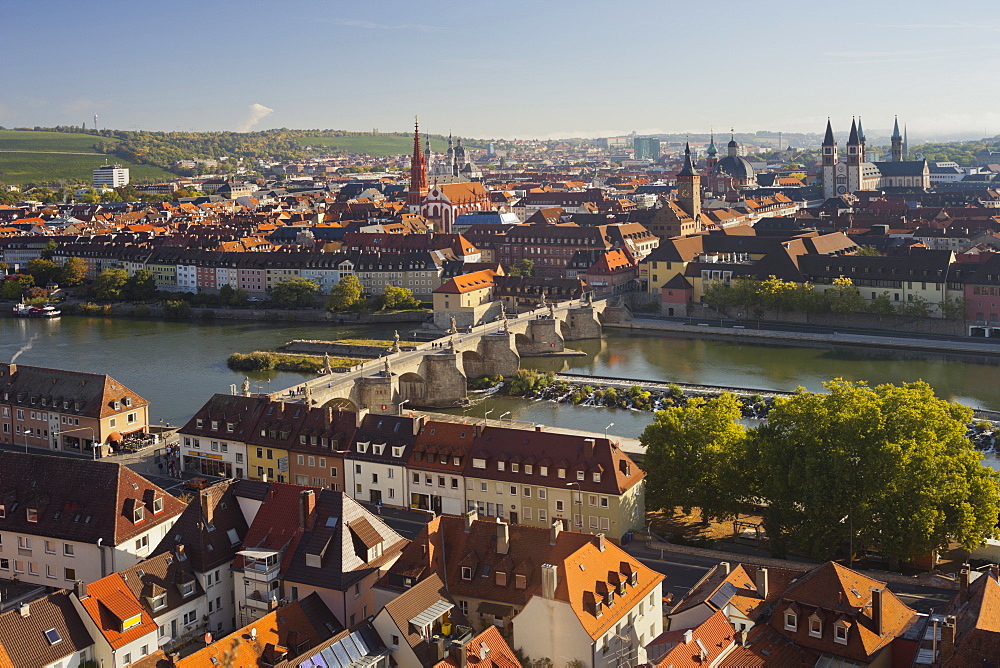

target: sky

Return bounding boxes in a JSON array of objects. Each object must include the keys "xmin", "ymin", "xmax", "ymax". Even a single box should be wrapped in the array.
[{"xmin": 3, "ymin": 0, "xmax": 1000, "ymax": 141}]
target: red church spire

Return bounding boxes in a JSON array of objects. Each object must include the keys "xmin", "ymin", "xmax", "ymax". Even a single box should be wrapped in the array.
[{"xmin": 408, "ymin": 116, "xmax": 428, "ymax": 209}]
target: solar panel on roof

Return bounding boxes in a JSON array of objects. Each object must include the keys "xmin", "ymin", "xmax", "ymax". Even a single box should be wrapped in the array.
[
  {"xmin": 332, "ymin": 641, "xmax": 351, "ymax": 666},
  {"xmin": 319, "ymin": 646, "xmax": 339, "ymax": 667},
  {"xmin": 709, "ymin": 581, "xmax": 739, "ymax": 609},
  {"xmin": 344, "ymin": 633, "xmax": 363, "ymax": 661}
]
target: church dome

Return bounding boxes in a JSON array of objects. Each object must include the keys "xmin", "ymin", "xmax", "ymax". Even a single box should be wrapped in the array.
[
  {"xmin": 727, "ymin": 138, "xmax": 738, "ymax": 149},
  {"xmin": 713, "ymin": 155, "xmax": 755, "ymax": 180}
]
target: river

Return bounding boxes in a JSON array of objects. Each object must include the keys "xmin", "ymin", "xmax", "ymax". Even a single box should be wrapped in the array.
[{"xmin": 3, "ymin": 317, "xmax": 999, "ymax": 446}]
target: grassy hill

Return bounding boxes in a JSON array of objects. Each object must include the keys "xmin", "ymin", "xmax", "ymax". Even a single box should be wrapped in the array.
[
  {"xmin": 0, "ymin": 130, "xmax": 175, "ymax": 185},
  {"xmin": 293, "ymin": 134, "xmax": 485, "ymax": 156}
]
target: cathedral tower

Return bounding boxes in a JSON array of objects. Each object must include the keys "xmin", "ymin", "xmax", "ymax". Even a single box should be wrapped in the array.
[
  {"xmin": 407, "ymin": 117, "xmax": 428, "ymax": 211},
  {"xmin": 891, "ymin": 117, "xmax": 903, "ymax": 162},
  {"xmin": 846, "ymin": 118, "xmax": 862, "ymax": 193},
  {"xmin": 676, "ymin": 142, "xmax": 701, "ymax": 222},
  {"xmin": 821, "ymin": 119, "xmax": 839, "ymax": 199}
]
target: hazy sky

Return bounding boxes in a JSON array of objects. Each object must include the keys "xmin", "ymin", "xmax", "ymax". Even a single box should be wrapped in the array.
[{"xmin": 4, "ymin": 0, "xmax": 1000, "ymax": 140}]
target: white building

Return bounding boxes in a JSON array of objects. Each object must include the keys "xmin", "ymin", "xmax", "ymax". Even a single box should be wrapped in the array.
[{"xmin": 93, "ymin": 164, "xmax": 130, "ymax": 188}]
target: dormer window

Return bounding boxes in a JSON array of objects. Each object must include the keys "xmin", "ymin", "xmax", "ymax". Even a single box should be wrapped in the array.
[
  {"xmin": 125, "ymin": 398, "xmax": 133, "ymax": 408},
  {"xmin": 511, "ymin": 463, "xmax": 519, "ymax": 473},
  {"xmin": 152, "ymin": 497, "xmax": 163, "ymax": 514},
  {"xmin": 834, "ymin": 622, "xmax": 848, "ymax": 644},
  {"xmin": 524, "ymin": 465, "xmax": 532, "ymax": 475},
  {"xmin": 605, "ymin": 591, "xmax": 614, "ymax": 606},
  {"xmin": 628, "ymin": 571, "xmax": 638, "ymax": 586},
  {"xmin": 133, "ymin": 506, "xmax": 144, "ymax": 523},
  {"xmin": 617, "ymin": 582, "xmax": 626, "ymax": 596},
  {"xmin": 196, "ymin": 419, "xmax": 204, "ymax": 429},
  {"xmin": 121, "ymin": 614, "xmax": 142, "ymax": 632},
  {"xmin": 496, "ymin": 571, "xmax": 507, "ymax": 586},
  {"xmin": 151, "ymin": 593, "xmax": 167, "ymax": 611},
  {"xmin": 577, "ymin": 471, "xmax": 585, "ymax": 481},
  {"xmin": 540, "ymin": 466, "xmax": 548, "ymax": 476},
  {"xmin": 178, "ymin": 580, "xmax": 195, "ymax": 598},
  {"xmin": 226, "ymin": 423, "xmax": 234, "ymax": 433},
  {"xmin": 594, "ymin": 600, "xmax": 603, "ymax": 618},
  {"xmin": 515, "ymin": 574, "xmax": 527, "ymax": 589},
  {"xmin": 809, "ymin": 616, "xmax": 822, "ymax": 638},
  {"xmin": 211, "ymin": 421, "xmax": 219, "ymax": 430},
  {"xmin": 461, "ymin": 567, "xmax": 473, "ymax": 581},
  {"xmin": 497, "ymin": 461, "xmax": 505, "ymax": 471},
  {"xmin": 0, "ymin": 504, "xmax": 5, "ymax": 519},
  {"xmin": 392, "ymin": 446, "xmax": 404, "ymax": 458},
  {"xmin": 785, "ymin": 610, "xmax": 798, "ymax": 632},
  {"xmin": 592, "ymin": 472, "xmax": 601, "ymax": 483},
  {"xmin": 113, "ymin": 402, "xmax": 121, "ymax": 411}
]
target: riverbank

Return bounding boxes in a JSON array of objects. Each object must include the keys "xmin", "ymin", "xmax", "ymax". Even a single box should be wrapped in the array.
[{"xmin": 608, "ymin": 317, "xmax": 1000, "ymax": 356}]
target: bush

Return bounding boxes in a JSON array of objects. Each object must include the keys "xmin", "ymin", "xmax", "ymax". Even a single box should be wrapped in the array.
[
  {"xmin": 227, "ymin": 352, "xmax": 276, "ymax": 371},
  {"xmin": 163, "ymin": 300, "xmax": 192, "ymax": 320}
]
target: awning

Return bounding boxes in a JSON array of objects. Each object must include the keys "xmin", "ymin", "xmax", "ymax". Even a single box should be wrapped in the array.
[
  {"xmin": 408, "ymin": 600, "xmax": 453, "ymax": 629},
  {"xmin": 108, "ymin": 431, "xmax": 122, "ymax": 442},
  {"xmin": 476, "ymin": 602, "xmax": 513, "ymax": 618}
]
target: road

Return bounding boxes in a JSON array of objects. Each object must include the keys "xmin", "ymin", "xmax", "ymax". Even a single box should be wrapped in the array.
[{"xmin": 622, "ymin": 541, "xmax": 955, "ymax": 613}]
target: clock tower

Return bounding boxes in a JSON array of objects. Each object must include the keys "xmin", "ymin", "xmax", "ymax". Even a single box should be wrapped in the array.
[{"xmin": 676, "ymin": 142, "xmax": 701, "ymax": 221}]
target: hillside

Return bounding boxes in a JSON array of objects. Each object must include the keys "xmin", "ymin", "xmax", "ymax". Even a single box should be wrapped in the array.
[
  {"xmin": 0, "ymin": 129, "xmax": 174, "ymax": 185},
  {"xmin": 293, "ymin": 133, "xmax": 479, "ymax": 156}
]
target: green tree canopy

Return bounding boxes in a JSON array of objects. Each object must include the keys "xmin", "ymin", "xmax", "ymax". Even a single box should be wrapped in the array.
[
  {"xmin": 739, "ymin": 379, "xmax": 1000, "ymax": 562},
  {"xmin": 640, "ymin": 393, "xmax": 746, "ymax": 522},
  {"xmin": 59, "ymin": 257, "xmax": 88, "ymax": 287},
  {"xmin": 125, "ymin": 269, "xmax": 157, "ymax": 302},
  {"xmin": 326, "ymin": 275, "xmax": 364, "ymax": 311},
  {"xmin": 39, "ymin": 238, "xmax": 58, "ymax": 261},
  {"xmin": 25, "ymin": 258, "xmax": 59, "ymax": 286},
  {"xmin": 377, "ymin": 284, "xmax": 420, "ymax": 310},
  {"xmin": 270, "ymin": 277, "xmax": 319, "ymax": 308},
  {"xmin": 92, "ymin": 268, "xmax": 129, "ymax": 301},
  {"xmin": 509, "ymin": 259, "xmax": 535, "ymax": 277},
  {"xmin": 1, "ymin": 274, "xmax": 34, "ymax": 300}
]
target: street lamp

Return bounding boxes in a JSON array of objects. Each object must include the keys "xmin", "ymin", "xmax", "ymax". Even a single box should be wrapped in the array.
[
  {"xmin": 605, "ymin": 423, "xmax": 615, "ymax": 440},
  {"xmin": 499, "ymin": 411, "xmax": 511, "ymax": 425},
  {"xmin": 484, "ymin": 408, "xmax": 493, "ymax": 425},
  {"xmin": 398, "ymin": 400, "xmax": 410, "ymax": 416}
]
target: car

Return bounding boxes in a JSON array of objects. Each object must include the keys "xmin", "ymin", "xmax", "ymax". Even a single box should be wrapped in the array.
[
  {"xmin": 184, "ymin": 477, "xmax": 211, "ymax": 490},
  {"xmin": 247, "ymin": 297, "xmax": 265, "ymax": 303}
]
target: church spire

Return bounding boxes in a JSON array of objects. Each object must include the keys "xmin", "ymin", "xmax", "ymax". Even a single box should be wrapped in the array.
[
  {"xmin": 678, "ymin": 142, "xmax": 697, "ymax": 176},
  {"xmin": 847, "ymin": 117, "xmax": 860, "ymax": 145},
  {"xmin": 707, "ymin": 131, "xmax": 718, "ymax": 157},
  {"xmin": 892, "ymin": 116, "xmax": 901, "ymax": 140},
  {"xmin": 407, "ymin": 116, "xmax": 428, "ymax": 209},
  {"xmin": 823, "ymin": 118, "xmax": 835, "ymax": 146}
]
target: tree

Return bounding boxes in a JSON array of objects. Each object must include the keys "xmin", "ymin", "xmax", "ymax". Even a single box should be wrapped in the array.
[
  {"xmin": 941, "ymin": 297, "xmax": 967, "ymax": 320},
  {"xmin": 827, "ymin": 276, "xmax": 866, "ymax": 314},
  {"xmin": 326, "ymin": 275, "xmax": 363, "ymax": 311},
  {"xmin": 739, "ymin": 380, "xmax": 1000, "ymax": 562},
  {"xmin": 219, "ymin": 284, "xmax": 249, "ymax": 307},
  {"xmin": 25, "ymin": 258, "xmax": 59, "ymax": 287},
  {"xmin": 92, "ymin": 268, "xmax": 129, "ymax": 302},
  {"xmin": 377, "ymin": 284, "xmax": 420, "ymax": 310},
  {"xmin": 509, "ymin": 259, "xmax": 535, "ymax": 277},
  {"xmin": 857, "ymin": 245, "xmax": 882, "ymax": 257},
  {"xmin": 1, "ymin": 274, "xmax": 34, "ymax": 300},
  {"xmin": 60, "ymin": 257, "xmax": 88, "ymax": 287},
  {"xmin": 39, "ymin": 239, "xmax": 58, "ymax": 261},
  {"xmin": 125, "ymin": 270, "xmax": 157, "ymax": 302},
  {"xmin": 867, "ymin": 291, "xmax": 897, "ymax": 315},
  {"xmin": 640, "ymin": 394, "xmax": 746, "ymax": 522},
  {"xmin": 270, "ymin": 277, "xmax": 319, "ymax": 308}
]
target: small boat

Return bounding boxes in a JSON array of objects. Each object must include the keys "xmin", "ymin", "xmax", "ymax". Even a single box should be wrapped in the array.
[{"xmin": 12, "ymin": 303, "xmax": 61, "ymax": 318}]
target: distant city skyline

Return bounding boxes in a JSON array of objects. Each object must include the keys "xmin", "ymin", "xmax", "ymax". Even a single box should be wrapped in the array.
[{"xmin": 4, "ymin": 0, "xmax": 1000, "ymax": 141}]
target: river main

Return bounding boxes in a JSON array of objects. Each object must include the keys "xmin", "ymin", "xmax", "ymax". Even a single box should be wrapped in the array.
[{"xmin": 3, "ymin": 317, "xmax": 998, "ymax": 441}]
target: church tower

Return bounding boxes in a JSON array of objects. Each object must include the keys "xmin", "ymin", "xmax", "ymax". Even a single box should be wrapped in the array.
[
  {"xmin": 706, "ymin": 132, "xmax": 719, "ymax": 171},
  {"xmin": 857, "ymin": 116, "xmax": 867, "ymax": 162},
  {"xmin": 891, "ymin": 116, "xmax": 903, "ymax": 162},
  {"xmin": 676, "ymin": 142, "xmax": 701, "ymax": 222},
  {"xmin": 821, "ymin": 119, "xmax": 838, "ymax": 199},
  {"xmin": 846, "ymin": 118, "xmax": 862, "ymax": 193},
  {"xmin": 407, "ymin": 117, "xmax": 428, "ymax": 212}
]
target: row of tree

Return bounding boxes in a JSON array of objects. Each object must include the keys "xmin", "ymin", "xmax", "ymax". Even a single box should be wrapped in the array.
[
  {"xmin": 703, "ymin": 275, "xmax": 966, "ymax": 320},
  {"xmin": 640, "ymin": 380, "xmax": 1000, "ymax": 564}
]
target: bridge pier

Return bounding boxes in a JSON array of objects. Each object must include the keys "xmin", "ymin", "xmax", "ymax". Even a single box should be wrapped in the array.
[
  {"xmin": 563, "ymin": 305, "xmax": 603, "ymax": 340},
  {"xmin": 358, "ymin": 375, "xmax": 395, "ymax": 414},
  {"xmin": 517, "ymin": 318, "xmax": 565, "ymax": 355},
  {"xmin": 420, "ymin": 353, "xmax": 469, "ymax": 409},
  {"xmin": 474, "ymin": 333, "xmax": 521, "ymax": 377}
]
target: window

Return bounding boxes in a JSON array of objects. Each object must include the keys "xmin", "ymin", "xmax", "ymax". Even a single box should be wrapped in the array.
[
  {"xmin": 539, "ymin": 509, "xmax": 547, "ymax": 522},
  {"xmin": 461, "ymin": 567, "xmax": 473, "ymax": 580},
  {"xmin": 523, "ymin": 487, "xmax": 531, "ymax": 498},
  {"xmin": 133, "ymin": 505, "xmax": 144, "ymax": 523},
  {"xmin": 538, "ymin": 488, "xmax": 546, "ymax": 500},
  {"xmin": 523, "ymin": 507, "xmax": 532, "ymax": 520},
  {"xmin": 17, "ymin": 536, "xmax": 31, "ymax": 550},
  {"xmin": 0, "ymin": 558, "xmax": 7, "ymax": 570},
  {"xmin": 183, "ymin": 610, "xmax": 197, "ymax": 624},
  {"xmin": 45, "ymin": 540, "xmax": 56, "ymax": 554},
  {"xmin": 46, "ymin": 564, "xmax": 57, "ymax": 579},
  {"xmin": 26, "ymin": 507, "xmax": 38, "ymax": 523},
  {"xmin": 151, "ymin": 593, "xmax": 167, "ymax": 611},
  {"xmin": 480, "ymin": 482, "xmax": 488, "ymax": 492},
  {"xmin": 135, "ymin": 535, "xmax": 149, "ymax": 551},
  {"xmin": 451, "ymin": 478, "xmax": 459, "ymax": 489},
  {"xmin": 65, "ymin": 567, "xmax": 75, "ymax": 580},
  {"xmin": 556, "ymin": 500, "xmax": 565, "ymax": 512},
  {"xmin": 371, "ymin": 473, "xmax": 378, "ymax": 484},
  {"xmin": 123, "ymin": 613, "xmax": 143, "ymax": 631},
  {"xmin": 577, "ymin": 470, "xmax": 584, "ymax": 481},
  {"xmin": 153, "ymin": 497, "xmax": 163, "ymax": 514},
  {"xmin": 809, "ymin": 617, "xmax": 822, "ymax": 638},
  {"xmin": 835, "ymin": 624, "xmax": 848, "ymax": 644},
  {"xmin": 785, "ymin": 611, "xmax": 797, "ymax": 632},
  {"xmin": 592, "ymin": 472, "xmax": 601, "ymax": 483},
  {"xmin": 413, "ymin": 472, "xmax": 420, "ymax": 484}
]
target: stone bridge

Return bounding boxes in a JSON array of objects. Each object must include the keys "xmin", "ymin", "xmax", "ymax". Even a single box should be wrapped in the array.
[{"xmin": 274, "ymin": 300, "xmax": 621, "ymax": 415}]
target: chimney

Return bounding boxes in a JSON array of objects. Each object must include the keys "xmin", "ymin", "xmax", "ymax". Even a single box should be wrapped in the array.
[
  {"xmin": 535, "ymin": 425, "xmax": 544, "ymax": 432},
  {"xmin": 595, "ymin": 533, "xmax": 606, "ymax": 552},
  {"xmin": 871, "ymin": 588, "xmax": 884, "ymax": 636},
  {"xmin": 683, "ymin": 629, "xmax": 693, "ymax": 644},
  {"xmin": 74, "ymin": 580, "xmax": 88, "ymax": 599},
  {"xmin": 497, "ymin": 521, "xmax": 510, "ymax": 555},
  {"xmin": 583, "ymin": 438, "xmax": 595, "ymax": 458},
  {"xmin": 720, "ymin": 561, "xmax": 730, "ymax": 575},
  {"xmin": 465, "ymin": 509, "xmax": 478, "ymax": 532},
  {"xmin": 755, "ymin": 567, "xmax": 769, "ymax": 600},
  {"xmin": 175, "ymin": 544, "xmax": 187, "ymax": 561},
  {"xmin": 300, "ymin": 489, "xmax": 316, "ymax": 530},
  {"xmin": 550, "ymin": 520, "xmax": 562, "ymax": 545},
  {"xmin": 541, "ymin": 564, "xmax": 558, "ymax": 599},
  {"xmin": 448, "ymin": 643, "xmax": 468, "ymax": 668},
  {"xmin": 200, "ymin": 490, "xmax": 213, "ymax": 526},
  {"xmin": 939, "ymin": 616, "xmax": 957, "ymax": 663},
  {"xmin": 960, "ymin": 566, "xmax": 970, "ymax": 602},
  {"xmin": 18, "ymin": 603, "xmax": 29, "ymax": 618}
]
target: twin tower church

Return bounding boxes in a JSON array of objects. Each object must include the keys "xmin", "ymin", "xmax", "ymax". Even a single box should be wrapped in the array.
[{"xmin": 821, "ymin": 117, "xmax": 929, "ymax": 199}]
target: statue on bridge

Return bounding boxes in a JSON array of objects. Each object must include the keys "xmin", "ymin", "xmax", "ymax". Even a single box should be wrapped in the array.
[
  {"xmin": 448, "ymin": 337, "xmax": 456, "ymax": 353},
  {"xmin": 447, "ymin": 316, "xmax": 458, "ymax": 334},
  {"xmin": 304, "ymin": 383, "xmax": 313, "ymax": 405},
  {"xmin": 241, "ymin": 377, "xmax": 251, "ymax": 397},
  {"xmin": 500, "ymin": 302, "xmax": 510, "ymax": 333},
  {"xmin": 389, "ymin": 330, "xmax": 401, "ymax": 353},
  {"xmin": 383, "ymin": 356, "xmax": 391, "ymax": 376},
  {"xmin": 549, "ymin": 302, "xmax": 555, "ymax": 319},
  {"xmin": 538, "ymin": 292, "xmax": 547, "ymax": 309},
  {"xmin": 585, "ymin": 290, "xmax": 593, "ymax": 306},
  {"xmin": 322, "ymin": 352, "xmax": 333, "ymax": 375}
]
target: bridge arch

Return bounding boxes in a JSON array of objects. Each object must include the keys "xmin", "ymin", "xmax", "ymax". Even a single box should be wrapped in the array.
[
  {"xmin": 323, "ymin": 397, "xmax": 359, "ymax": 412},
  {"xmin": 398, "ymin": 371, "xmax": 428, "ymax": 402},
  {"xmin": 461, "ymin": 349, "xmax": 489, "ymax": 379}
]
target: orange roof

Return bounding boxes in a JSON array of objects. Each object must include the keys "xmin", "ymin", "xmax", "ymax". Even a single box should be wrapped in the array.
[
  {"xmin": 434, "ymin": 625, "xmax": 520, "ymax": 668},
  {"xmin": 557, "ymin": 537, "xmax": 664, "ymax": 640},
  {"xmin": 80, "ymin": 574, "xmax": 157, "ymax": 649},
  {"xmin": 433, "ymin": 269, "xmax": 496, "ymax": 295}
]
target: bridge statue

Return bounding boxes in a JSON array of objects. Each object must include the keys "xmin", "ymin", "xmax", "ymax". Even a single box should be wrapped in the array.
[
  {"xmin": 447, "ymin": 316, "xmax": 458, "ymax": 334},
  {"xmin": 549, "ymin": 302, "xmax": 555, "ymax": 319},
  {"xmin": 304, "ymin": 383, "xmax": 313, "ymax": 405},
  {"xmin": 322, "ymin": 352, "xmax": 332, "ymax": 374},
  {"xmin": 241, "ymin": 377, "xmax": 251, "ymax": 397},
  {"xmin": 500, "ymin": 302, "xmax": 510, "ymax": 333},
  {"xmin": 389, "ymin": 330, "xmax": 401, "ymax": 353},
  {"xmin": 383, "ymin": 356, "xmax": 391, "ymax": 376},
  {"xmin": 539, "ymin": 292, "xmax": 547, "ymax": 309},
  {"xmin": 448, "ymin": 337, "xmax": 456, "ymax": 353},
  {"xmin": 585, "ymin": 290, "xmax": 593, "ymax": 305}
]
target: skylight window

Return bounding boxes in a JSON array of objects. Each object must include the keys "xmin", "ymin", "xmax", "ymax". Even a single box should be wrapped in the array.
[{"xmin": 44, "ymin": 628, "xmax": 61, "ymax": 645}]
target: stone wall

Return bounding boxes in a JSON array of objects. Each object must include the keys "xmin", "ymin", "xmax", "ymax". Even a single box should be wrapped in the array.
[{"xmin": 690, "ymin": 305, "xmax": 967, "ymax": 336}]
